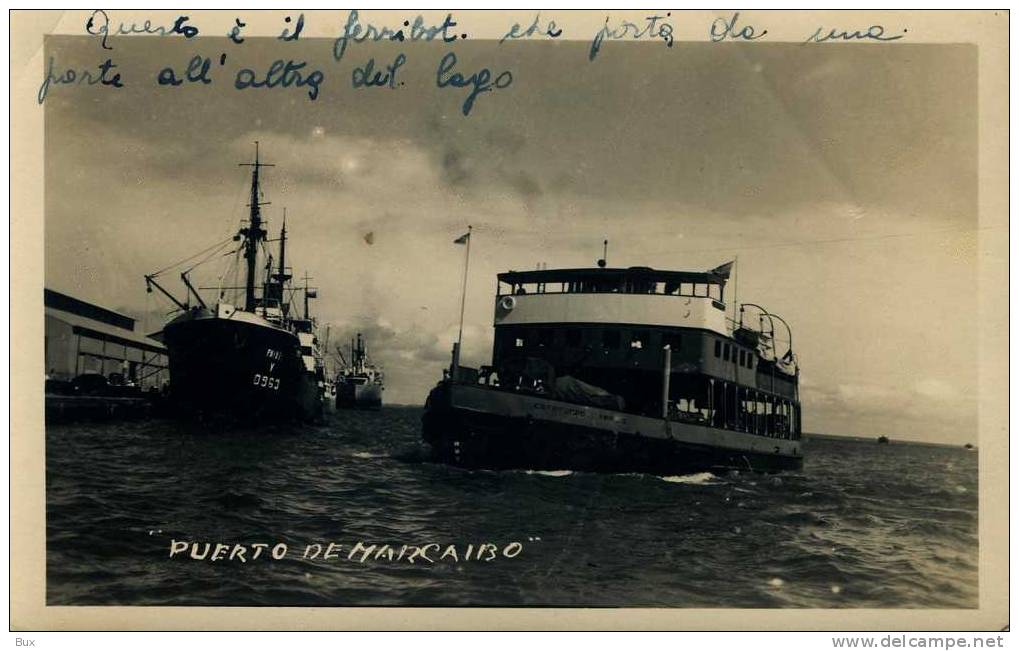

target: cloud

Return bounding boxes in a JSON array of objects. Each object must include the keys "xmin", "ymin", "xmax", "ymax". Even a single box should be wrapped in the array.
[
  {"xmin": 43, "ymin": 36, "xmax": 979, "ymax": 438},
  {"xmin": 802, "ymin": 377, "xmax": 976, "ymax": 443}
]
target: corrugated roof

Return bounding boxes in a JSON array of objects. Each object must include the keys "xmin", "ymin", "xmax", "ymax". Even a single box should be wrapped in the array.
[
  {"xmin": 45, "ymin": 307, "xmax": 166, "ymax": 353},
  {"xmin": 44, "ymin": 289, "xmax": 135, "ymax": 330}
]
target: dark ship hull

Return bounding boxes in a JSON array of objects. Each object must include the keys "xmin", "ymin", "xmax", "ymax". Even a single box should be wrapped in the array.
[
  {"xmin": 163, "ymin": 308, "xmax": 321, "ymax": 421},
  {"xmin": 422, "ymin": 382, "xmax": 803, "ymax": 475},
  {"xmin": 336, "ymin": 381, "xmax": 382, "ymax": 410}
]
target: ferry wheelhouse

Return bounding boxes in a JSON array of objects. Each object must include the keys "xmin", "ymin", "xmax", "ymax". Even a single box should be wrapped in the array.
[{"xmin": 422, "ymin": 264, "xmax": 802, "ymax": 474}]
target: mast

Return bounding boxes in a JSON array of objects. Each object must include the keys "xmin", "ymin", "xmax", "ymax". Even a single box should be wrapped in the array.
[
  {"xmin": 303, "ymin": 271, "xmax": 312, "ymax": 320},
  {"xmin": 455, "ymin": 225, "xmax": 472, "ymax": 356},
  {"xmin": 238, "ymin": 142, "xmax": 274, "ymax": 312},
  {"xmin": 277, "ymin": 211, "xmax": 288, "ymax": 285},
  {"xmin": 274, "ymin": 211, "xmax": 291, "ymax": 315}
]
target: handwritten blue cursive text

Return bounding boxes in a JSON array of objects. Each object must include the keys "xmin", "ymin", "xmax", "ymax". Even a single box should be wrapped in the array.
[
  {"xmin": 436, "ymin": 51, "xmax": 512, "ymax": 116},
  {"xmin": 589, "ymin": 14, "xmax": 674, "ymax": 61},
  {"xmin": 333, "ymin": 10, "xmax": 462, "ymax": 63}
]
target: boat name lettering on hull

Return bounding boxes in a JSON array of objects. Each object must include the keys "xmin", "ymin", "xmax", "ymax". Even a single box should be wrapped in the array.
[
  {"xmin": 531, "ymin": 402, "xmax": 586, "ymax": 419},
  {"xmin": 252, "ymin": 373, "xmax": 281, "ymax": 390}
]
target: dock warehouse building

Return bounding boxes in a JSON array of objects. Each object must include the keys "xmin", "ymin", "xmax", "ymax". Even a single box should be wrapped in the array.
[{"xmin": 44, "ymin": 288, "xmax": 168, "ymax": 389}]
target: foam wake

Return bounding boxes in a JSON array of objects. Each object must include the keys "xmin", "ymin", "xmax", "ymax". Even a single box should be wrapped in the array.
[
  {"xmin": 523, "ymin": 469, "xmax": 574, "ymax": 477},
  {"xmin": 660, "ymin": 472, "xmax": 720, "ymax": 485},
  {"xmin": 350, "ymin": 451, "xmax": 388, "ymax": 460}
]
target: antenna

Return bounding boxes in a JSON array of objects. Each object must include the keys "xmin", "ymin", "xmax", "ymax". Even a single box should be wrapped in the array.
[{"xmin": 597, "ymin": 239, "xmax": 608, "ymax": 268}]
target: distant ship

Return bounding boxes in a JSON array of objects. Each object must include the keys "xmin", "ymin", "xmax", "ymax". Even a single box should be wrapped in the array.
[
  {"xmin": 877, "ymin": 435, "xmax": 890, "ymax": 444},
  {"xmin": 145, "ymin": 144, "xmax": 327, "ymax": 421},
  {"xmin": 335, "ymin": 333, "xmax": 384, "ymax": 410},
  {"xmin": 423, "ymin": 257, "xmax": 803, "ymax": 474}
]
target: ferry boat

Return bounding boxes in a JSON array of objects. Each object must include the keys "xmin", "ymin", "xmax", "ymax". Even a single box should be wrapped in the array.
[
  {"xmin": 335, "ymin": 333, "xmax": 384, "ymax": 410},
  {"xmin": 145, "ymin": 144, "xmax": 327, "ymax": 421},
  {"xmin": 422, "ymin": 261, "xmax": 803, "ymax": 474}
]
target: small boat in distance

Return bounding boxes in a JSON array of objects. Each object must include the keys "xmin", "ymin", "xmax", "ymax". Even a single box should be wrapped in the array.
[
  {"xmin": 335, "ymin": 333, "xmax": 384, "ymax": 410},
  {"xmin": 423, "ymin": 253, "xmax": 804, "ymax": 475},
  {"xmin": 145, "ymin": 144, "xmax": 327, "ymax": 421},
  {"xmin": 877, "ymin": 435, "xmax": 890, "ymax": 444}
]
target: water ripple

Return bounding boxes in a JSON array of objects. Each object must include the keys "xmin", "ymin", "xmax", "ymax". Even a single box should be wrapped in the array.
[{"xmin": 47, "ymin": 410, "xmax": 978, "ymax": 607}]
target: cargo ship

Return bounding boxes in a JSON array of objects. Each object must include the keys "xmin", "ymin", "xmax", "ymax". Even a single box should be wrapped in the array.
[
  {"xmin": 335, "ymin": 333, "xmax": 384, "ymax": 410},
  {"xmin": 145, "ymin": 144, "xmax": 326, "ymax": 421},
  {"xmin": 422, "ymin": 256, "xmax": 803, "ymax": 474}
]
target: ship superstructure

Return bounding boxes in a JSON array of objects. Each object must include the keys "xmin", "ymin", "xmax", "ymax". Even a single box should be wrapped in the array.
[
  {"xmin": 145, "ymin": 144, "xmax": 326, "ymax": 421},
  {"xmin": 423, "ymin": 261, "xmax": 802, "ymax": 474},
  {"xmin": 335, "ymin": 333, "xmax": 384, "ymax": 410}
]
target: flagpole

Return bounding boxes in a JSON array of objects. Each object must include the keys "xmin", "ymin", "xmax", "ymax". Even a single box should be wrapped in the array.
[
  {"xmin": 732, "ymin": 254, "xmax": 739, "ymax": 329},
  {"xmin": 451, "ymin": 225, "xmax": 472, "ymax": 380},
  {"xmin": 457, "ymin": 225, "xmax": 472, "ymax": 347}
]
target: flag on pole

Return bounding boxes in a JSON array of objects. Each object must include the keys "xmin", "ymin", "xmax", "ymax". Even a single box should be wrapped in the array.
[
  {"xmin": 709, "ymin": 260, "xmax": 735, "ymax": 278},
  {"xmin": 452, "ymin": 226, "xmax": 473, "ymax": 381}
]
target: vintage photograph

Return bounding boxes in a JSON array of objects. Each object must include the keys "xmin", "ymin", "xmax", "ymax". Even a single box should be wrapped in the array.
[{"xmin": 16, "ymin": 9, "xmax": 1005, "ymax": 625}]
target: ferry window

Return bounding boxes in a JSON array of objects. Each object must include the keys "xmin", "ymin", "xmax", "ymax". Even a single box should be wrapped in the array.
[
  {"xmin": 711, "ymin": 381, "xmax": 725, "ymax": 427},
  {"xmin": 739, "ymin": 349, "xmax": 746, "ymax": 366},
  {"xmin": 630, "ymin": 331, "xmax": 647, "ymax": 349},
  {"xmin": 681, "ymin": 282, "xmax": 693, "ymax": 296},
  {"xmin": 602, "ymin": 329, "xmax": 620, "ymax": 350},
  {"xmin": 747, "ymin": 355, "xmax": 754, "ymax": 370},
  {"xmin": 723, "ymin": 343, "xmax": 731, "ymax": 361},
  {"xmin": 538, "ymin": 329, "xmax": 554, "ymax": 347},
  {"xmin": 714, "ymin": 340, "xmax": 721, "ymax": 357},
  {"xmin": 709, "ymin": 284, "xmax": 721, "ymax": 301},
  {"xmin": 737, "ymin": 387, "xmax": 748, "ymax": 431},
  {"xmin": 566, "ymin": 329, "xmax": 582, "ymax": 347}
]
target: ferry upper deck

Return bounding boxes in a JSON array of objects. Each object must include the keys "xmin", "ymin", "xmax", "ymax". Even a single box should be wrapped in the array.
[
  {"xmin": 495, "ymin": 266, "xmax": 729, "ymax": 336},
  {"xmin": 488, "ymin": 265, "xmax": 799, "ymax": 415}
]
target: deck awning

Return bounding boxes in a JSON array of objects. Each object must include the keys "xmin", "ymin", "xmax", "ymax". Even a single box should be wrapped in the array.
[{"xmin": 497, "ymin": 267, "xmax": 727, "ymax": 286}]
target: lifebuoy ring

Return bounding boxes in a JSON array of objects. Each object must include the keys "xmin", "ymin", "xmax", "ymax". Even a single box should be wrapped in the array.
[{"xmin": 500, "ymin": 295, "xmax": 516, "ymax": 311}]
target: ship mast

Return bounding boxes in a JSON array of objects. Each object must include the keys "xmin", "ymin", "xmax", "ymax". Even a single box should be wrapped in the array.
[
  {"xmin": 238, "ymin": 142, "xmax": 273, "ymax": 312},
  {"xmin": 274, "ymin": 210, "xmax": 291, "ymax": 315},
  {"xmin": 277, "ymin": 212, "xmax": 287, "ymax": 285},
  {"xmin": 301, "ymin": 271, "xmax": 317, "ymax": 321}
]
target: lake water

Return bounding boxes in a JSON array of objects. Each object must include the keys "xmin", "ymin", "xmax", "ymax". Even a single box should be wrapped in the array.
[{"xmin": 46, "ymin": 407, "xmax": 978, "ymax": 607}]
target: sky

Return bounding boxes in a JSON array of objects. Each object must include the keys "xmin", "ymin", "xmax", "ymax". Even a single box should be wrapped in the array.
[{"xmin": 43, "ymin": 34, "xmax": 978, "ymax": 443}]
